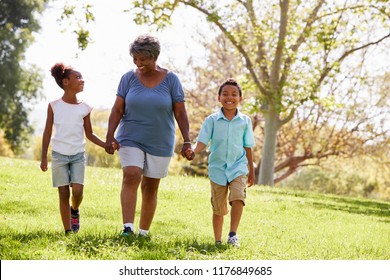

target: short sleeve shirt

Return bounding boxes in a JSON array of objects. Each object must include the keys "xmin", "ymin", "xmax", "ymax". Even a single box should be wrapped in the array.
[
  {"xmin": 50, "ymin": 99, "xmax": 92, "ymax": 155},
  {"xmin": 198, "ymin": 108, "xmax": 255, "ymax": 185},
  {"xmin": 115, "ymin": 70, "xmax": 185, "ymax": 157}
]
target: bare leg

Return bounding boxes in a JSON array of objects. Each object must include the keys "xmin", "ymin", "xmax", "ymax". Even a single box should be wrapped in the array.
[
  {"xmin": 121, "ymin": 166, "xmax": 143, "ymax": 224},
  {"xmin": 58, "ymin": 185, "xmax": 71, "ymax": 231},
  {"xmin": 70, "ymin": 183, "xmax": 83, "ymax": 210},
  {"xmin": 139, "ymin": 176, "xmax": 160, "ymax": 230},
  {"xmin": 213, "ymin": 214, "xmax": 224, "ymax": 242},
  {"xmin": 229, "ymin": 200, "xmax": 244, "ymax": 234}
]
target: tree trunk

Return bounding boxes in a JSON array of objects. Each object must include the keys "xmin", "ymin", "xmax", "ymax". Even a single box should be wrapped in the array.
[{"xmin": 257, "ymin": 108, "xmax": 280, "ymax": 186}]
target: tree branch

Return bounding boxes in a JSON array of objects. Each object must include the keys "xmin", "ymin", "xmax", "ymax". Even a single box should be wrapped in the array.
[
  {"xmin": 315, "ymin": 32, "xmax": 390, "ymax": 91},
  {"xmin": 240, "ymin": 0, "xmax": 270, "ymax": 81},
  {"xmin": 270, "ymin": 0, "xmax": 289, "ymax": 90},
  {"xmin": 182, "ymin": 0, "xmax": 269, "ymax": 96},
  {"xmin": 280, "ymin": 0, "xmax": 326, "ymax": 87}
]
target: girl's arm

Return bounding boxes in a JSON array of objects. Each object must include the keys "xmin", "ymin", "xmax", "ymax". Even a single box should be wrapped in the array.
[
  {"xmin": 40, "ymin": 104, "xmax": 53, "ymax": 172},
  {"xmin": 84, "ymin": 113, "xmax": 105, "ymax": 148},
  {"xmin": 244, "ymin": 147, "xmax": 255, "ymax": 187}
]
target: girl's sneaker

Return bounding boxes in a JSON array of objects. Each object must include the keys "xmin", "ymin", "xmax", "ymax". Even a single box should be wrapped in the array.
[{"xmin": 71, "ymin": 209, "xmax": 80, "ymax": 233}]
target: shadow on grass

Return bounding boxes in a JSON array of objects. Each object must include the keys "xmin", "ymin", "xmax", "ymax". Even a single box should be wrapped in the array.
[
  {"xmin": 260, "ymin": 188, "xmax": 390, "ymax": 221},
  {"xmin": 65, "ymin": 232, "xmax": 228, "ymax": 260},
  {"xmin": 311, "ymin": 197, "xmax": 390, "ymax": 221},
  {"xmin": 1, "ymin": 229, "xmax": 228, "ymax": 260}
]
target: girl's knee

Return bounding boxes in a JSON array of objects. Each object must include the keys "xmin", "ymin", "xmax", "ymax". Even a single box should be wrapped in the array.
[{"xmin": 71, "ymin": 184, "xmax": 84, "ymax": 197}]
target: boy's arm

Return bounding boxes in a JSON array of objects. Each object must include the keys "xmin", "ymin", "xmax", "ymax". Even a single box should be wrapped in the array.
[
  {"xmin": 193, "ymin": 142, "xmax": 207, "ymax": 154},
  {"xmin": 40, "ymin": 104, "xmax": 53, "ymax": 172},
  {"xmin": 245, "ymin": 147, "xmax": 255, "ymax": 187},
  {"xmin": 84, "ymin": 113, "xmax": 105, "ymax": 148},
  {"xmin": 184, "ymin": 141, "xmax": 207, "ymax": 160}
]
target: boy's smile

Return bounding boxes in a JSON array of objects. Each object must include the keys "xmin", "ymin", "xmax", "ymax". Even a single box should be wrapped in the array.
[{"xmin": 218, "ymin": 84, "xmax": 242, "ymax": 111}]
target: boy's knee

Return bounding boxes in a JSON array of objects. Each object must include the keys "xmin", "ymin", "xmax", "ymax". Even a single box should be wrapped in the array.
[{"xmin": 229, "ymin": 199, "xmax": 245, "ymax": 207}]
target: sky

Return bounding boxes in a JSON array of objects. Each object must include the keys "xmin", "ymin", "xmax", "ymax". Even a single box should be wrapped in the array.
[{"xmin": 26, "ymin": 0, "xmax": 208, "ymax": 133}]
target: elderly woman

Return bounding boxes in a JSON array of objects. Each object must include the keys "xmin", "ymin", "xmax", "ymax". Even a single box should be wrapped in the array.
[{"xmin": 105, "ymin": 34, "xmax": 192, "ymax": 237}]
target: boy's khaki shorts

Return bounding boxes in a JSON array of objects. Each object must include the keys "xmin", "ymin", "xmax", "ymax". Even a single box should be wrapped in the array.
[{"xmin": 210, "ymin": 175, "xmax": 247, "ymax": 216}]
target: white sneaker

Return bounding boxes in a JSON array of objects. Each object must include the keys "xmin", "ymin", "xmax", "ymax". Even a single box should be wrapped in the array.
[
  {"xmin": 227, "ymin": 234, "xmax": 240, "ymax": 247},
  {"xmin": 138, "ymin": 229, "xmax": 149, "ymax": 237}
]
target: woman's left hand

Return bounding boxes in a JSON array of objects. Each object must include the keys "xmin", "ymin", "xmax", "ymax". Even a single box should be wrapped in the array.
[{"xmin": 181, "ymin": 144, "xmax": 194, "ymax": 160}]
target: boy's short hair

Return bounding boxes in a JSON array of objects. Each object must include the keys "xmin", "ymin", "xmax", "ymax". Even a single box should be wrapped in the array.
[{"xmin": 218, "ymin": 78, "xmax": 242, "ymax": 96}]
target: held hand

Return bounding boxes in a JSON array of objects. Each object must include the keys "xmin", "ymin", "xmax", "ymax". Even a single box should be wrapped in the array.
[
  {"xmin": 181, "ymin": 143, "xmax": 194, "ymax": 160},
  {"xmin": 105, "ymin": 137, "xmax": 118, "ymax": 154},
  {"xmin": 184, "ymin": 148, "xmax": 195, "ymax": 160},
  {"xmin": 111, "ymin": 141, "xmax": 120, "ymax": 151}
]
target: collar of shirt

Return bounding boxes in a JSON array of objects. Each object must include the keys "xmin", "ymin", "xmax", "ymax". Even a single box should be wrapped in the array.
[{"xmin": 216, "ymin": 107, "xmax": 245, "ymax": 121}]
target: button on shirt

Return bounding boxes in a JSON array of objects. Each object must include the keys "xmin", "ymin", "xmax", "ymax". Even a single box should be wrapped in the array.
[{"xmin": 198, "ymin": 108, "xmax": 255, "ymax": 186}]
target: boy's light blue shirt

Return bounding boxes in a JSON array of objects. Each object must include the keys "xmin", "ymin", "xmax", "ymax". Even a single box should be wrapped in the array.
[{"xmin": 198, "ymin": 108, "xmax": 255, "ymax": 186}]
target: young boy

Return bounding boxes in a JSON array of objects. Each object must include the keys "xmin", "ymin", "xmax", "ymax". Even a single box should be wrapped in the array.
[{"xmin": 186, "ymin": 78, "xmax": 255, "ymax": 247}]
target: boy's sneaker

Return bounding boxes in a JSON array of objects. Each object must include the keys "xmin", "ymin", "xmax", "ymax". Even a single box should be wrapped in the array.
[
  {"xmin": 227, "ymin": 234, "xmax": 240, "ymax": 247},
  {"xmin": 120, "ymin": 226, "xmax": 134, "ymax": 237},
  {"xmin": 138, "ymin": 229, "xmax": 149, "ymax": 237},
  {"xmin": 215, "ymin": 240, "xmax": 223, "ymax": 246},
  {"xmin": 71, "ymin": 209, "xmax": 80, "ymax": 233}
]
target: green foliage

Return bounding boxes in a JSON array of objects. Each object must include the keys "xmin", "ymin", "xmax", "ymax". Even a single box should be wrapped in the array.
[
  {"xmin": 0, "ymin": 130, "xmax": 14, "ymax": 157},
  {"xmin": 130, "ymin": 0, "xmax": 178, "ymax": 29},
  {"xmin": 59, "ymin": 2, "xmax": 95, "ymax": 50},
  {"xmin": 126, "ymin": 0, "xmax": 390, "ymax": 186},
  {"xmin": 52, "ymin": 1, "xmax": 390, "ymax": 187},
  {"xmin": 1, "ymin": 157, "xmax": 390, "ymax": 260},
  {"xmin": 0, "ymin": 0, "xmax": 48, "ymax": 154},
  {"xmin": 280, "ymin": 156, "xmax": 390, "ymax": 201}
]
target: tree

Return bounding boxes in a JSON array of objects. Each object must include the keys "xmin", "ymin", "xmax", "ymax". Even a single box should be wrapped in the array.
[
  {"xmin": 179, "ymin": 27, "xmax": 390, "ymax": 184},
  {"xmin": 129, "ymin": 0, "xmax": 390, "ymax": 186},
  {"xmin": 272, "ymin": 66, "xmax": 390, "ymax": 183},
  {"xmin": 0, "ymin": 0, "xmax": 49, "ymax": 153}
]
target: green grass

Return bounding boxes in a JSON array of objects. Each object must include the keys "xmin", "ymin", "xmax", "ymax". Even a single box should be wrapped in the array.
[{"xmin": 0, "ymin": 157, "xmax": 389, "ymax": 260}]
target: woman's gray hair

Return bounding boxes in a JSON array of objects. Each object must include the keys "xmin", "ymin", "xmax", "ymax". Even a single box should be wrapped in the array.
[{"xmin": 129, "ymin": 34, "xmax": 161, "ymax": 59}]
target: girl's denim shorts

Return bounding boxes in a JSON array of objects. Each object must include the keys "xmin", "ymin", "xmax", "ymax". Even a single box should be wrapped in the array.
[{"xmin": 51, "ymin": 151, "xmax": 85, "ymax": 187}]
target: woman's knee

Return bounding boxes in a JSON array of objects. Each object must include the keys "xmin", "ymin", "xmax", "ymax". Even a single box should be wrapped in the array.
[
  {"xmin": 122, "ymin": 167, "xmax": 142, "ymax": 186},
  {"xmin": 141, "ymin": 178, "xmax": 160, "ymax": 197}
]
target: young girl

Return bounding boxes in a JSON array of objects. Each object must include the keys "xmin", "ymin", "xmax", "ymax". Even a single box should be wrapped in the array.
[{"xmin": 40, "ymin": 62, "xmax": 105, "ymax": 234}]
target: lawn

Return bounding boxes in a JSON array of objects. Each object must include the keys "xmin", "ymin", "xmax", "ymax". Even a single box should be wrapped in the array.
[{"xmin": 0, "ymin": 157, "xmax": 389, "ymax": 260}]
